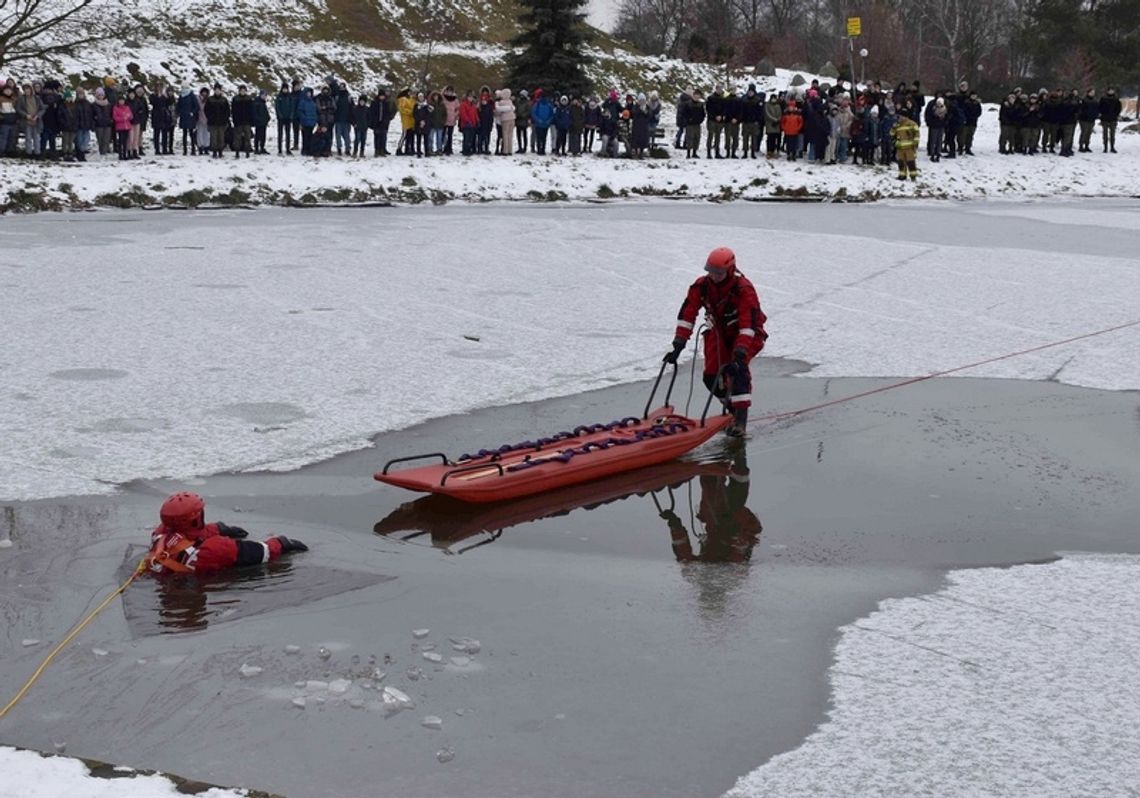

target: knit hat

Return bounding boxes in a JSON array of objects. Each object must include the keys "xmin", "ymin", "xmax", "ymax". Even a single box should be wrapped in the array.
[
  {"xmin": 519, "ymin": 89, "xmax": 528, "ymax": 98},
  {"xmin": 870, "ymin": 106, "xmax": 879, "ymax": 116},
  {"xmin": 95, "ymin": 87, "xmax": 105, "ymax": 98},
  {"xmin": 62, "ymin": 88, "xmax": 74, "ymax": 100},
  {"xmin": 609, "ymin": 89, "xmax": 618, "ymax": 101},
  {"xmin": 560, "ymin": 95, "xmax": 568, "ymax": 104}
]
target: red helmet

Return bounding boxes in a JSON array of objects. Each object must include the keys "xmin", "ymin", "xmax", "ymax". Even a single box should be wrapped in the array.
[
  {"xmin": 705, "ymin": 247, "xmax": 736, "ymax": 277},
  {"xmin": 160, "ymin": 492, "xmax": 205, "ymax": 531}
]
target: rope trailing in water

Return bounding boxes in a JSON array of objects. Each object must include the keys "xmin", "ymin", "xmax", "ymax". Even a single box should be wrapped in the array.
[
  {"xmin": 0, "ymin": 559, "xmax": 147, "ymax": 722},
  {"xmin": 752, "ymin": 318, "xmax": 1140, "ymax": 426}
]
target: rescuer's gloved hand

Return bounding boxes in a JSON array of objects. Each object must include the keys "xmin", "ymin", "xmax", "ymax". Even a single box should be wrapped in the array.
[
  {"xmin": 216, "ymin": 522, "xmax": 248, "ymax": 539},
  {"xmin": 659, "ymin": 509, "xmax": 682, "ymax": 525},
  {"xmin": 733, "ymin": 347, "xmax": 748, "ymax": 365},
  {"xmin": 274, "ymin": 536, "xmax": 309, "ymax": 554},
  {"xmin": 663, "ymin": 337, "xmax": 686, "ymax": 364}
]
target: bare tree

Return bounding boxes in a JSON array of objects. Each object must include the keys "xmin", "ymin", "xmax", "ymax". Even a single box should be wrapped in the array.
[
  {"xmin": 914, "ymin": 0, "xmax": 1010, "ymax": 87},
  {"xmin": 0, "ymin": 0, "xmax": 101, "ymax": 71},
  {"xmin": 615, "ymin": 0, "xmax": 693, "ymax": 57}
]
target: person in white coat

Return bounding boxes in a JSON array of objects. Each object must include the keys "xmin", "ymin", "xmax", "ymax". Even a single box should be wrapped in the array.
[{"xmin": 494, "ymin": 88, "xmax": 516, "ymax": 155}]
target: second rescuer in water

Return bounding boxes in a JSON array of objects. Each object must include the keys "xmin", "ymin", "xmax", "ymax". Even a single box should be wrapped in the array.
[{"xmin": 664, "ymin": 247, "xmax": 768, "ymax": 437}]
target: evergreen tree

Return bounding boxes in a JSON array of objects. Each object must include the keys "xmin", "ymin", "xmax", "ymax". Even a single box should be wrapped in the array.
[{"xmin": 505, "ymin": 0, "xmax": 594, "ymax": 97}]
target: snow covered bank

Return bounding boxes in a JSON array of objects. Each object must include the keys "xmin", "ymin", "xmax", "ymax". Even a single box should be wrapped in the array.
[
  {"xmin": 725, "ymin": 553, "xmax": 1140, "ymax": 798},
  {"xmin": 1, "ymin": 105, "xmax": 1136, "ymax": 213},
  {"xmin": 0, "ymin": 746, "xmax": 267, "ymax": 798}
]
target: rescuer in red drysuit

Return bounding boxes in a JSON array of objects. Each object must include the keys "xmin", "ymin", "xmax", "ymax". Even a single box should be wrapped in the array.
[
  {"xmin": 144, "ymin": 492, "xmax": 308, "ymax": 576},
  {"xmin": 664, "ymin": 246, "xmax": 768, "ymax": 437},
  {"xmin": 662, "ymin": 452, "xmax": 762, "ymax": 563}
]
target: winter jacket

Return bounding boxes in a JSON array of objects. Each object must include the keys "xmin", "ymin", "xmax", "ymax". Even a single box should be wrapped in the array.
[
  {"xmin": 514, "ymin": 97, "xmax": 532, "ymax": 127},
  {"xmin": 684, "ymin": 99, "xmax": 705, "ymax": 127},
  {"xmin": 72, "ymin": 98, "xmax": 95, "ymax": 130},
  {"xmin": 275, "ymin": 91, "xmax": 296, "ymax": 122},
  {"xmin": 962, "ymin": 97, "xmax": 982, "ymax": 125},
  {"xmin": 92, "ymin": 98, "xmax": 112, "ymax": 128},
  {"xmin": 458, "ymin": 98, "xmax": 479, "ymax": 129},
  {"xmin": 924, "ymin": 101, "xmax": 946, "ymax": 128},
  {"xmin": 531, "ymin": 97, "xmax": 554, "ymax": 128},
  {"xmin": 741, "ymin": 94, "xmax": 763, "ymax": 124},
  {"xmin": 675, "ymin": 94, "xmax": 690, "ymax": 126},
  {"xmin": 763, "ymin": 99, "xmax": 782, "ymax": 133},
  {"xmin": 1099, "ymin": 94, "xmax": 1121, "ymax": 123},
  {"xmin": 890, "ymin": 116, "xmax": 919, "ymax": 153},
  {"xmin": 369, "ymin": 95, "xmax": 395, "ymax": 128},
  {"xmin": 706, "ymin": 92, "xmax": 724, "ymax": 122},
  {"xmin": 494, "ymin": 92, "xmax": 516, "ymax": 124},
  {"xmin": 150, "ymin": 93, "xmax": 175, "ymax": 129},
  {"xmin": 1079, "ymin": 97, "xmax": 1099, "ymax": 122},
  {"xmin": 779, "ymin": 103, "xmax": 804, "ymax": 136},
  {"xmin": 334, "ymin": 90, "xmax": 352, "ymax": 123},
  {"xmin": 204, "ymin": 94, "xmax": 230, "ymax": 126},
  {"xmin": 413, "ymin": 100, "xmax": 433, "ymax": 129},
  {"xmin": 316, "ymin": 93, "xmax": 336, "ymax": 126},
  {"xmin": 674, "ymin": 270, "xmax": 768, "ymax": 356},
  {"xmin": 0, "ymin": 91, "xmax": 16, "ymax": 125},
  {"xmin": 584, "ymin": 102, "xmax": 601, "ymax": 128},
  {"xmin": 430, "ymin": 98, "xmax": 448, "ymax": 128},
  {"xmin": 631, "ymin": 104, "xmax": 650, "ymax": 147},
  {"xmin": 999, "ymin": 101, "xmax": 1017, "ymax": 126},
  {"xmin": 128, "ymin": 94, "xmax": 149, "ymax": 127},
  {"xmin": 570, "ymin": 102, "xmax": 585, "ymax": 131},
  {"xmin": 296, "ymin": 92, "xmax": 318, "ymax": 127},
  {"xmin": 176, "ymin": 93, "xmax": 199, "ymax": 129},
  {"xmin": 353, "ymin": 102, "xmax": 370, "ymax": 129},
  {"xmin": 477, "ymin": 95, "xmax": 494, "ymax": 132},
  {"xmin": 398, "ymin": 95, "xmax": 415, "ymax": 130},
  {"xmin": 112, "ymin": 103, "xmax": 134, "ymax": 131},
  {"xmin": 231, "ymin": 94, "xmax": 254, "ymax": 126},
  {"xmin": 553, "ymin": 104, "xmax": 571, "ymax": 132},
  {"xmin": 442, "ymin": 94, "xmax": 459, "ymax": 126}
]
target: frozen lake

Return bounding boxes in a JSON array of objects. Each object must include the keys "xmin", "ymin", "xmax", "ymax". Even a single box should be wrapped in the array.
[{"xmin": 2, "ymin": 201, "xmax": 1139, "ymax": 797}]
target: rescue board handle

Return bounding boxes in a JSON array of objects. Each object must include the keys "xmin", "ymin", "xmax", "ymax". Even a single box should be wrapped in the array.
[
  {"xmin": 382, "ymin": 452, "xmax": 452, "ymax": 474},
  {"xmin": 644, "ymin": 361, "xmax": 679, "ymax": 419}
]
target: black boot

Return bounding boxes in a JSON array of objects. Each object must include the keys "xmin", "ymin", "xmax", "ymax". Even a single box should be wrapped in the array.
[{"xmin": 726, "ymin": 407, "xmax": 748, "ymax": 438}]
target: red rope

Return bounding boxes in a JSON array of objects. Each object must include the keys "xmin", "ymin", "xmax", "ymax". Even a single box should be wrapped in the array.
[{"xmin": 752, "ymin": 318, "xmax": 1140, "ymax": 425}]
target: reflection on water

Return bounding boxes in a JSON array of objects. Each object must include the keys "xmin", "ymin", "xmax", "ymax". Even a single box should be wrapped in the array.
[
  {"xmin": 374, "ymin": 451, "xmax": 762, "ymax": 563},
  {"xmin": 119, "ymin": 545, "xmax": 393, "ymax": 636}
]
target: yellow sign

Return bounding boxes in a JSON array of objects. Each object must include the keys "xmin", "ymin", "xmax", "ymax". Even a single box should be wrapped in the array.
[{"xmin": 847, "ymin": 17, "xmax": 862, "ymax": 36}]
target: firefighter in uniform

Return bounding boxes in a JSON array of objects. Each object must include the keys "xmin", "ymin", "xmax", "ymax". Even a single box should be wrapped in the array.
[
  {"xmin": 145, "ymin": 492, "xmax": 308, "ymax": 575},
  {"xmin": 664, "ymin": 246, "xmax": 768, "ymax": 437}
]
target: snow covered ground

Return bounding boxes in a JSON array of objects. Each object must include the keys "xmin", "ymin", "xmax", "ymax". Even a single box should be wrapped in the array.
[
  {"xmin": 1, "ymin": 100, "xmax": 1136, "ymax": 212},
  {"xmin": 0, "ymin": 746, "xmax": 250, "ymax": 798}
]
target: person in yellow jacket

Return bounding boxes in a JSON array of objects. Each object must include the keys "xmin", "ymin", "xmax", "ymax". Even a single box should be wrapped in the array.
[
  {"xmin": 890, "ymin": 100, "xmax": 920, "ymax": 181},
  {"xmin": 397, "ymin": 89, "xmax": 415, "ymax": 155}
]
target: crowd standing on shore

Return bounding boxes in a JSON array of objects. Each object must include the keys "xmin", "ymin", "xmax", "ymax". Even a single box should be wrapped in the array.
[{"xmin": 0, "ymin": 73, "xmax": 1125, "ymax": 181}]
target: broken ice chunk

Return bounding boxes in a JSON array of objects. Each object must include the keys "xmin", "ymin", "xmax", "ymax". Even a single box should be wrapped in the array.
[
  {"xmin": 436, "ymin": 747, "xmax": 455, "ymax": 763},
  {"xmin": 421, "ymin": 715, "xmax": 443, "ymax": 730},
  {"xmin": 21, "ymin": 639, "xmax": 40, "ymax": 647},
  {"xmin": 239, "ymin": 663, "xmax": 263, "ymax": 678},
  {"xmin": 284, "ymin": 644, "xmax": 301, "ymax": 655},
  {"xmin": 422, "ymin": 652, "xmax": 443, "ymax": 664},
  {"xmin": 291, "ymin": 697, "xmax": 307, "ymax": 709},
  {"xmin": 412, "ymin": 628, "xmax": 430, "ymax": 639},
  {"xmin": 317, "ymin": 646, "xmax": 332, "ymax": 660},
  {"xmin": 328, "ymin": 679, "xmax": 351, "ymax": 694}
]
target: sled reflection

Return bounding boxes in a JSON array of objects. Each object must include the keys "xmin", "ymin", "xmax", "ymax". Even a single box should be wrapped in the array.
[{"xmin": 373, "ymin": 454, "xmax": 760, "ymax": 559}]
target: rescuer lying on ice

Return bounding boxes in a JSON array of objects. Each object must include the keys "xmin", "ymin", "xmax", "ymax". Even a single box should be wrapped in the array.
[
  {"xmin": 144, "ymin": 491, "xmax": 308, "ymax": 575},
  {"xmin": 664, "ymin": 246, "xmax": 768, "ymax": 437}
]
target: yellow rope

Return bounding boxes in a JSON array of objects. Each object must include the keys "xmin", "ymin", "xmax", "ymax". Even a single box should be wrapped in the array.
[{"xmin": 0, "ymin": 560, "xmax": 146, "ymax": 721}]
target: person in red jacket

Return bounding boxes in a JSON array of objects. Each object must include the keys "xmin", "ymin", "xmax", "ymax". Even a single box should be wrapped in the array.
[
  {"xmin": 144, "ymin": 492, "xmax": 308, "ymax": 576},
  {"xmin": 664, "ymin": 246, "xmax": 768, "ymax": 437}
]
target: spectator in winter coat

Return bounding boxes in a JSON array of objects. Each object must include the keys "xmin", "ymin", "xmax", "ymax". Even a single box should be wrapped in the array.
[
  {"xmin": 530, "ymin": 89, "xmax": 554, "ymax": 154},
  {"xmin": 514, "ymin": 89, "xmax": 531, "ymax": 153},
  {"xmin": 1077, "ymin": 89, "xmax": 1098, "ymax": 152},
  {"xmin": 630, "ymin": 94, "xmax": 651, "ymax": 158},
  {"xmin": 458, "ymin": 92, "xmax": 479, "ymax": 155},
  {"xmin": 1099, "ymin": 88, "xmax": 1120, "ymax": 153},
  {"xmin": 674, "ymin": 91, "xmax": 690, "ymax": 148},
  {"xmin": 763, "ymin": 94, "xmax": 782, "ymax": 158},
  {"xmin": 925, "ymin": 96, "xmax": 947, "ymax": 161},
  {"xmin": 59, "ymin": 89, "xmax": 79, "ymax": 160},
  {"xmin": 599, "ymin": 90, "xmax": 620, "ymax": 157},
  {"xmin": 429, "ymin": 90, "xmax": 448, "ymax": 155},
  {"xmin": 998, "ymin": 94, "xmax": 1017, "ymax": 154},
  {"xmin": 38, "ymin": 81, "xmax": 62, "ymax": 155},
  {"xmin": 705, "ymin": 84, "xmax": 724, "ymax": 157},
  {"xmin": 477, "ymin": 86, "xmax": 494, "ymax": 154},
  {"xmin": 253, "ymin": 89, "xmax": 270, "ymax": 154},
  {"xmin": 194, "ymin": 87, "xmax": 210, "ymax": 154},
  {"xmin": 369, "ymin": 88, "xmax": 395, "ymax": 156},
  {"xmin": 19, "ymin": 84, "xmax": 43, "ymax": 156},
  {"xmin": 230, "ymin": 85, "xmax": 254, "ymax": 158},
  {"xmin": 330, "ymin": 82, "xmax": 350, "ymax": 155},
  {"xmin": 683, "ymin": 89, "xmax": 705, "ymax": 158},
  {"xmin": 128, "ymin": 85, "xmax": 148, "ymax": 158},
  {"xmin": 1021, "ymin": 96, "xmax": 1042, "ymax": 154},
  {"xmin": 176, "ymin": 88, "xmax": 199, "ymax": 154},
  {"xmin": 740, "ymin": 85, "xmax": 762, "ymax": 158},
  {"xmin": 0, "ymin": 86, "xmax": 19, "ymax": 155},
  {"xmin": 412, "ymin": 92, "xmax": 432, "ymax": 157},
  {"xmin": 275, "ymin": 82, "xmax": 295, "ymax": 154},
  {"xmin": 149, "ymin": 85, "xmax": 176, "ymax": 155},
  {"xmin": 944, "ymin": 95, "xmax": 964, "ymax": 158},
  {"xmin": 646, "ymin": 90, "xmax": 662, "ymax": 140},
  {"xmin": 315, "ymin": 86, "xmax": 337, "ymax": 155},
  {"xmin": 91, "ymin": 88, "xmax": 113, "ymax": 155},
  {"xmin": 397, "ymin": 89, "xmax": 415, "ymax": 155},
  {"xmin": 204, "ymin": 84, "xmax": 230, "ymax": 158},
  {"xmin": 494, "ymin": 88, "xmax": 516, "ymax": 155},
  {"xmin": 721, "ymin": 88, "xmax": 741, "ymax": 157},
  {"xmin": 552, "ymin": 95, "xmax": 571, "ymax": 155},
  {"xmin": 112, "ymin": 95, "xmax": 134, "ymax": 160},
  {"xmin": 144, "ymin": 492, "xmax": 306, "ymax": 577},
  {"xmin": 1057, "ymin": 89, "xmax": 1079, "ymax": 157},
  {"xmin": 780, "ymin": 99, "xmax": 804, "ymax": 160},
  {"xmin": 296, "ymin": 87, "xmax": 317, "ymax": 155},
  {"xmin": 569, "ymin": 96, "xmax": 585, "ymax": 155},
  {"xmin": 879, "ymin": 101, "xmax": 897, "ymax": 165},
  {"xmin": 584, "ymin": 95, "xmax": 601, "ymax": 152},
  {"xmin": 441, "ymin": 86, "xmax": 459, "ymax": 154},
  {"xmin": 350, "ymin": 94, "xmax": 370, "ymax": 156}
]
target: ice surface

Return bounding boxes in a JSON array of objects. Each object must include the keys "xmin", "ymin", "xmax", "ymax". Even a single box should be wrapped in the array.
[
  {"xmin": 2, "ymin": 205, "xmax": 1139, "ymax": 500},
  {"xmin": 726, "ymin": 554, "xmax": 1140, "ymax": 798}
]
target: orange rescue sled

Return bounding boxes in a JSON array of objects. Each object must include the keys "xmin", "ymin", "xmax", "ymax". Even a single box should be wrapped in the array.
[{"xmin": 375, "ymin": 363, "xmax": 731, "ymax": 503}]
